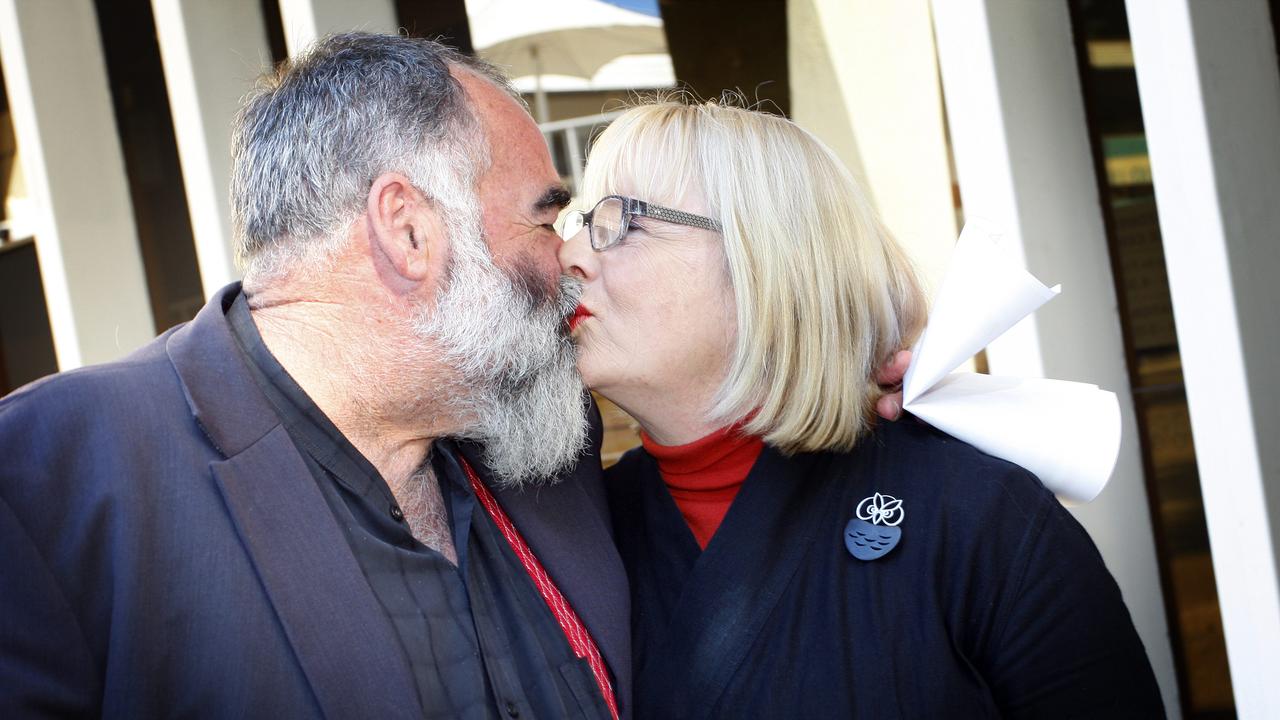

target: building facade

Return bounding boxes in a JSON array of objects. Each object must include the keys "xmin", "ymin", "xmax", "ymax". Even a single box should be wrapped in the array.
[{"xmin": 1, "ymin": 1, "xmax": 1277, "ymax": 716}]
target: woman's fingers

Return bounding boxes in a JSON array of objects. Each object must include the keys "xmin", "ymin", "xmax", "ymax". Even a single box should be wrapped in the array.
[{"xmin": 874, "ymin": 350, "xmax": 912, "ymax": 421}]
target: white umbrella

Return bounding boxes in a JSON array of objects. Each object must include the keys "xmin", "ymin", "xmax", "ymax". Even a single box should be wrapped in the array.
[{"xmin": 465, "ymin": 0, "xmax": 668, "ymax": 122}]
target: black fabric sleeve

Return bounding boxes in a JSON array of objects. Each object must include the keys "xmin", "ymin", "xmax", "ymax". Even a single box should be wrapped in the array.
[
  {"xmin": 980, "ymin": 481, "xmax": 1166, "ymax": 719},
  {"xmin": 0, "ymin": 494, "xmax": 100, "ymax": 718}
]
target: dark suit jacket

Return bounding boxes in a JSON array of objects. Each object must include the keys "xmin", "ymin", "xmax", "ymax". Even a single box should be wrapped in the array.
[{"xmin": 0, "ymin": 284, "xmax": 630, "ymax": 719}]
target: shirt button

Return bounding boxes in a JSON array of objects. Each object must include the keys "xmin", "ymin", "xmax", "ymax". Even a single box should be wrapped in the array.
[
  {"xmin": 505, "ymin": 700, "xmax": 520, "ymax": 717},
  {"xmin": 389, "ymin": 504, "xmax": 405, "ymax": 522}
]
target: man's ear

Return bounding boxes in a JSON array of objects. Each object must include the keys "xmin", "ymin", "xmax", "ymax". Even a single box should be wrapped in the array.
[{"xmin": 366, "ymin": 172, "xmax": 446, "ymax": 285}]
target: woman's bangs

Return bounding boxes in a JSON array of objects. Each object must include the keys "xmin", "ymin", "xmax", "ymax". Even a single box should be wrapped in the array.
[{"xmin": 581, "ymin": 106, "xmax": 700, "ymax": 210}]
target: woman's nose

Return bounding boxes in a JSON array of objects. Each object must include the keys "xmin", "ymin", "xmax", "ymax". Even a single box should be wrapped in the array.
[{"xmin": 558, "ymin": 227, "xmax": 596, "ymax": 280}]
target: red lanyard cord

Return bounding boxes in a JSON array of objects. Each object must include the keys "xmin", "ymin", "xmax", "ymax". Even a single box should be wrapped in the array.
[{"xmin": 461, "ymin": 458, "xmax": 620, "ymax": 720}]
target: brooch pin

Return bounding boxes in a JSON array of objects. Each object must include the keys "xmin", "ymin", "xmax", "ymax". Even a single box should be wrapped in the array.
[{"xmin": 845, "ymin": 492, "xmax": 904, "ymax": 561}]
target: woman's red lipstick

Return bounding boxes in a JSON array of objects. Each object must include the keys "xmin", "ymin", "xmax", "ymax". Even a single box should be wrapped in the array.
[{"xmin": 568, "ymin": 304, "xmax": 593, "ymax": 332}]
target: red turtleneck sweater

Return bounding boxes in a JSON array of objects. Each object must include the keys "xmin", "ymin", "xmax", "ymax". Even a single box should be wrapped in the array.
[{"xmin": 640, "ymin": 426, "xmax": 765, "ymax": 549}]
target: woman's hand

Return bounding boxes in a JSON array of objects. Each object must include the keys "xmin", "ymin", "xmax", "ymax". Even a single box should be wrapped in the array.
[{"xmin": 875, "ymin": 350, "xmax": 911, "ymax": 421}]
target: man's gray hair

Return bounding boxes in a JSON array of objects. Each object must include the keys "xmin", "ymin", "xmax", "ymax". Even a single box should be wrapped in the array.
[{"xmin": 230, "ymin": 32, "xmax": 519, "ymax": 286}]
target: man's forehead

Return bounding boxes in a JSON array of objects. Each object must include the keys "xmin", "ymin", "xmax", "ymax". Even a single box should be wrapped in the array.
[
  {"xmin": 454, "ymin": 69, "xmax": 542, "ymax": 152},
  {"xmin": 455, "ymin": 68, "xmax": 561, "ymax": 198}
]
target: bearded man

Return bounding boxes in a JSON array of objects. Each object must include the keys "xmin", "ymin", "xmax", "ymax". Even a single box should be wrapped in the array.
[{"xmin": 0, "ymin": 34, "xmax": 627, "ymax": 719}]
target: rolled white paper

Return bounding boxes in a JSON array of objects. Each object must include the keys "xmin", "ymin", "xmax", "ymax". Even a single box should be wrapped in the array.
[
  {"xmin": 901, "ymin": 224, "xmax": 1122, "ymax": 504},
  {"xmin": 903, "ymin": 223, "xmax": 1060, "ymax": 406}
]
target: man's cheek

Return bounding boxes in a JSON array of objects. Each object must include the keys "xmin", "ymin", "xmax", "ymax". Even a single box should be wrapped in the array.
[{"xmin": 503, "ymin": 251, "xmax": 559, "ymax": 308}]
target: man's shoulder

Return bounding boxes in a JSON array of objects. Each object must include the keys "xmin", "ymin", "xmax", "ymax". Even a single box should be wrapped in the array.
[
  {"xmin": 0, "ymin": 327, "xmax": 185, "ymax": 430},
  {"xmin": 0, "ymin": 313, "xmax": 253, "ymax": 486},
  {"xmin": 0, "ymin": 284, "xmax": 248, "ymax": 442},
  {"xmin": 0, "ymin": 324, "xmax": 233, "ymax": 550}
]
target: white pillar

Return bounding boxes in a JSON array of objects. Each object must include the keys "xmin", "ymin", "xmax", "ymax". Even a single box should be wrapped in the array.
[
  {"xmin": 0, "ymin": 0, "xmax": 155, "ymax": 369},
  {"xmin": 930, "ymin": 0, "xmax": 1180, "ymax": 713},
  {"xmin": 787, "ymin": 0, "xmax": 956, "ymax": 295},
  {"xmin": 1127, "ymin": 1, "xmax": 1280, "ymax": 715},
  {"xmin": 277, "ymin": 0, "xmax": 397, "ymax": 55},
  {"xmin": 152, "ymin": 0, "xmax": 272, "ymax": 298}
]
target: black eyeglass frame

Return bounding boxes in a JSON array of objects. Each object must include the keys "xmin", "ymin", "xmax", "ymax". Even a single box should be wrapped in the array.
[{"xmin": 562, "ymin": 195, "xmax": 723, "ymax": 251}]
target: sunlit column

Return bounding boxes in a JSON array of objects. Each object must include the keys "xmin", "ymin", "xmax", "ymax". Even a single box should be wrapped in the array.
[
  {"xmin": 152, "ymin": 0, "xmax": 272, "ymax": 298},
  {"xmin": 0, "ymin": 0, "xmax": 154, "ymax": 368},
  {"xmin": 1127, "ymin": 0, "xmax": 1280, "ymax": 715},
  {"xmin": 930, "ymin": 0, "xmax": 1179, "ymax": 712},
  {"xmin": 788, "ymin": 0, "xmax": 957, "ymax": 296}
]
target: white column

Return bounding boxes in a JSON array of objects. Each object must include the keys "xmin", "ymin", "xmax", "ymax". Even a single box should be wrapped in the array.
[
  {"xmin": 277, "ymin": 0, "xmax": 397, "ymax": 55},
  {"xmin": 0, "ymin": 0, "xmax": 154, "ymax": 369},
  {"xmin": 152, "ymin": 0, "xmax": 271, "ymax": 298},
  {"xmin": 1127, "ymin": 1, "xmax": 1280, "ymax": 715},
  {"xmin": 930, "ymin": 0, "xmax": 1180, "ymax": 714},
  {"xmin": 787, "ymin": 0, "xmax": 956, "ymax": 295}
]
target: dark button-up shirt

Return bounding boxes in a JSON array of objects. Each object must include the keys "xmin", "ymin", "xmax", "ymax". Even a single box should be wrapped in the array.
[{"xmin": 227, "ymin": 294, "xmax": 610, "ymax": 720}]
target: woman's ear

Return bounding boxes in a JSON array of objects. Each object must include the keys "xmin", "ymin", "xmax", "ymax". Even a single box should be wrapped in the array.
[{"xmin": 366, "ymin": 172, "xmax": 446, "ymax": 285}]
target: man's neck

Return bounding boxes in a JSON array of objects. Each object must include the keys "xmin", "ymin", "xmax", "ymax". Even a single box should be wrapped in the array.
[
  {"xmin": 247, "ymin": 296, "xmax": 448, "ymax": 487},
  {"xmin": 250, "ymin": 300, "xmax": 463, "ymax": 564},
  {"xmin": 395, "ymin": 463, "xmax": 458, "ymax": 564}
]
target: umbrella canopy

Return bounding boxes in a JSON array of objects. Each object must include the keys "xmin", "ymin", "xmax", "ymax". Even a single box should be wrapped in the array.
[{"xmin": 466, "ymin": 0, "xmax": 667, "ymax": 80}]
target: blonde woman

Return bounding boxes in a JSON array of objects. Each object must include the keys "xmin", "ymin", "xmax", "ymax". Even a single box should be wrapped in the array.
[{"xmin": 559, "ymin": 101, "xmax": 1164, "ymax": 719}]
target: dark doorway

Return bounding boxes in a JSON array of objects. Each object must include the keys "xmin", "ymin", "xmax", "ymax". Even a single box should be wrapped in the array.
[
  {"xmin": 397, "ymin": 0, "xmax": 475, "ymax": 52},
  {"xmin": 1069, "ymin": 1, "xmax": 1235, "ymax": 716},
  {"xmin": 0, "ymin": 241, "xmax": 59, "ymax": 395},
  {"xmin": 659, "ymin": 0, "xmax": 790, "ymax": 115},
  {"xmin": 94, "ymin": 0, "xmax": 205, "ymax": 332},
  {"xmin": 0, "ymin": 55, "xmax": 59, "ymax": 394}
]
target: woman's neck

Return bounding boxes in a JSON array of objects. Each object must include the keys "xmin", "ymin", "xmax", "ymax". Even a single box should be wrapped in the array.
[{"xmin": 604, "ymin": 383, "xmax": 722, "ymax": 446}]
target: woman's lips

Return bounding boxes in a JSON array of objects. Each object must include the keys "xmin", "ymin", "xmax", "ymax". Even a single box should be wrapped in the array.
[{"xmin": 568, "ymin": 304, "xmax": 593, "ymax": 332}]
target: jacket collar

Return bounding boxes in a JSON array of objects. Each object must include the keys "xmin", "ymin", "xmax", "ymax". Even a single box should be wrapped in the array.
[
  {"xmin": 165, "ymin": 283, "xmax": 421, "ymax": 719},
  {"xmin": 165, "ymin": 284, "xmax": 277, "ymax": 457}
]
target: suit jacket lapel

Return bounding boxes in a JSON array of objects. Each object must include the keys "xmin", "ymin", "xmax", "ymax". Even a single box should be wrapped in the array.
[
  {"xmin": 211, "ymin": 428, "xmax": 420, "ymax": 720},
  {"xmin": 640, "ymin": 447, "xmax": 838, "ymax": 720},
  {"xmin": 167, "ymin": 284, "xmax": 419, "ymax": 720},
  {"xmin": 458, "ymin": 404, "xmax": 633, "ymax": 714}
]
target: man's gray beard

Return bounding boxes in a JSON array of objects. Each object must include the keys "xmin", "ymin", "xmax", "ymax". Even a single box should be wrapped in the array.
[{"xmin": 413, "ymin": 218, "xmax": 589, "ymax": 489}]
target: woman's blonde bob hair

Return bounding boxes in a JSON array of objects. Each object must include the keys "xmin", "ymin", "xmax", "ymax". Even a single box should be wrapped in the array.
[{"xmin": 580, "ymin": 97, "xmax": 928, "ymax": 454}]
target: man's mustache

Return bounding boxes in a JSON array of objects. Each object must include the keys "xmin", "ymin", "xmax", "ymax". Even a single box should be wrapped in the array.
[
  {"xmin": 504, "ymin": 261, "xmax": 581, "ymax": 315},
  {"xmin": 499, "ymin": 256, "xmax": 583, "ymax": 335}
]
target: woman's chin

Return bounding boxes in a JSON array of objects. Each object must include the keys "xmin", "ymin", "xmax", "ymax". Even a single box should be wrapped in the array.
[
  {"xmin": 572, "ymin": 355, "xmax": 600, "ymax": 390},
  {"xmin": 577, "ymin": 367, "xmax": 606, "ymax": 393},
  {"xmin": 575, "ymin": 359, "xmax": 620, "ymax": 398}
]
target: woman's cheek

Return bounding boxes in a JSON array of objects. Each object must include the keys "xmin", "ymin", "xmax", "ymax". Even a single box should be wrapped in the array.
[{"xmin": 577, "ymin": 324, "xmax": 623, "ymax": 387}]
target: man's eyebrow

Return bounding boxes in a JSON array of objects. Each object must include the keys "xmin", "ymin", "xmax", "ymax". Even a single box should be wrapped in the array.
[{"xmin": 534, "ymin": 185, "xmax": 572, "ymax": 213}]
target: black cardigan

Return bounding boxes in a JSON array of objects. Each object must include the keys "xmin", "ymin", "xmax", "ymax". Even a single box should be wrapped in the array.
[{"xmin": 606, "ymin": 417, "xmax": 1165, "ymax": 719}]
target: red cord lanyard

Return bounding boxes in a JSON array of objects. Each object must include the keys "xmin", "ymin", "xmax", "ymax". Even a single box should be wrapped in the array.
[{"xmin": 461, "ymin": 458, "xmax": 620, "ymax": 720}]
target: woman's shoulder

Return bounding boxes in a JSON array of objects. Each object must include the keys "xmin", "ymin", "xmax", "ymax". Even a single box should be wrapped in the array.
[
  {"xmin": 819, "ymin": 419, "xmax": 1106, "ymax": 635},
  {"xmin": 825, "ymin": 417, "xmax": 1060, "ymax": 540},
  {"xmin": 875, "ymin": 416, "xmax": 1046, "ymax": 489}
]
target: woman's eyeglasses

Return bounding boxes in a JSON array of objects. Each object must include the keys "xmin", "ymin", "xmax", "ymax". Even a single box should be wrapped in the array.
[{"xmin": 560, "ymin": 195, "xmax": 722, "ymax": 251}]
